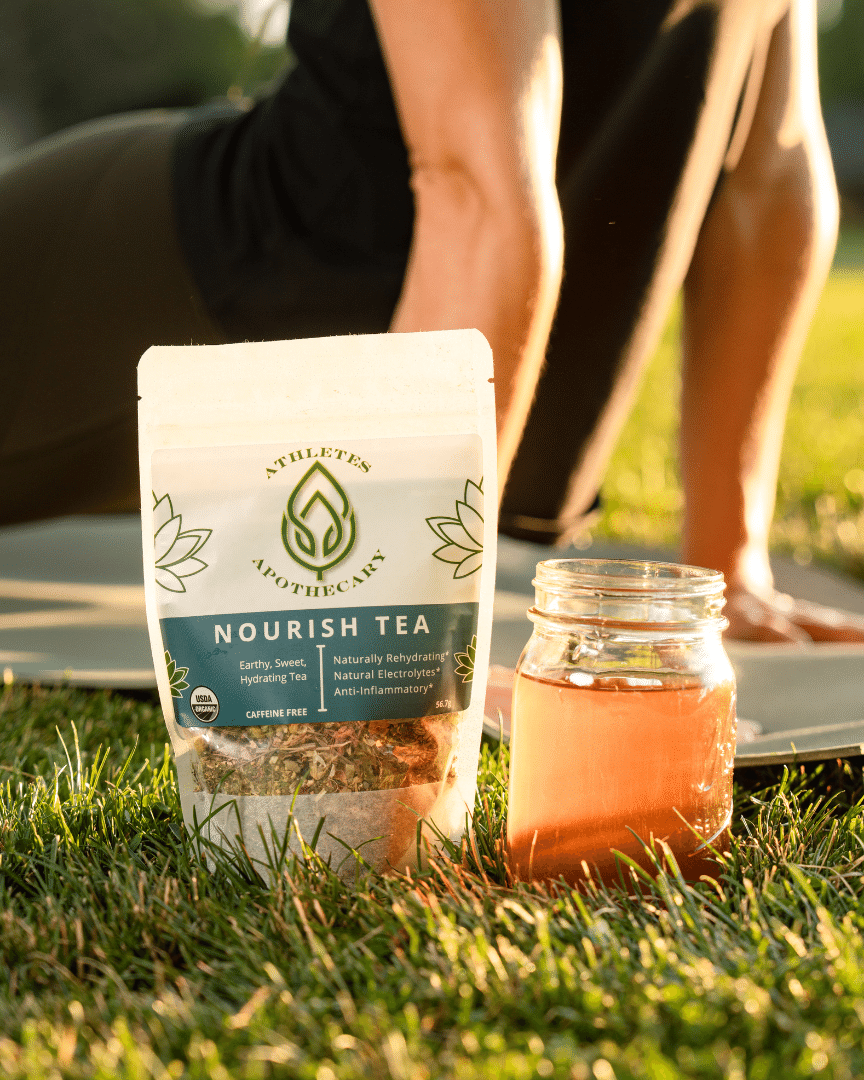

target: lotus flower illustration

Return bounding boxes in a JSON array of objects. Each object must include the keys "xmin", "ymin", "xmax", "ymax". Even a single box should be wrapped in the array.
[
  {"xmin": 454, "ymin": 636, "xmax": 477, "ymax": 683},
  {"xmin": 164, "ymin": 650, "xmax": 189, "ymax": 698},
  {"xmin": 427, "ymin": 478, "xmax": 484, "ymax": 579},
  {"xmin": 282, "ymin": 461, "xmax": 356, "ymax": 580},
  {"xmin": 152, "ymin": 493, "xmax": 212, "ymax": 593}
]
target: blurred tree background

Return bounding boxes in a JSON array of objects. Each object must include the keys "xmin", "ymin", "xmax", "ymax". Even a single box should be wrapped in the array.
[
  {"xmin": 820, "ymin": 0, "xmax": 864, "ymax": 217},
  {"xmin": 0, "ymin": 0, "xmax": 290, "ymax": 159}
]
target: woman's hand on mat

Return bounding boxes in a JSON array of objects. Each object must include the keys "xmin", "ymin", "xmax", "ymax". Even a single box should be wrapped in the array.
[{"xmin": 723, "ymin": 586, "xmax": 864, "ymax": 643}]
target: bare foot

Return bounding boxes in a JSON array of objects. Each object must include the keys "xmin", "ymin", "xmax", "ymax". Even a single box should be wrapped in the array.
[{"xmin": 724, "ymin": 587, "xmax": 864, "ymax": 643}]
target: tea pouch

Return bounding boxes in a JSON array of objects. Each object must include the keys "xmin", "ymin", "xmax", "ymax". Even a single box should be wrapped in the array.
[{"xmin": 138, "ymin": 330, "xmax": 496, "ymax": 878}]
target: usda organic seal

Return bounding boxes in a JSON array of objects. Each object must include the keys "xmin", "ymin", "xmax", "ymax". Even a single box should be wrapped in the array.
[{"xmin": 189, "ymin": 686, "xmax": 219, "ymax": 723}]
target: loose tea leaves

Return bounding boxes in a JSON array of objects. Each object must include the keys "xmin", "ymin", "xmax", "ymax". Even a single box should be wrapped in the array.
[{"xmin": 185, "ymin": 714, "xmax": 460, "ymax": 796}]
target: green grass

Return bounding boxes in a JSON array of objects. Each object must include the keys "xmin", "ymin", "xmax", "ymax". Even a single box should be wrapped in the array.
[
  {"xmin": 3, "ymin": 682, "xmax": 864, "ymax": 1078},
  {"xmin": 594, "ymin": 267, "xmax": 864, "ymax": 579}
]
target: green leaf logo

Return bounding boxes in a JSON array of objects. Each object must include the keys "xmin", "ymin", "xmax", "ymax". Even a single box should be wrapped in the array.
[
  {"xmin": 281, "ymin": 461, "xmax": 357, "ymax": 580},
  {"xmin": 164, "ymin": 650, "xmax": 189, "ymax": 699},
  {"xmin": 454, "ymin": 636, "xmax": 477, "ymax": 684},
  {"xmin": 427, "ymin": 478, "xmax": 484, "ymax": 579},
  {"xmin": 153, "ymin": 493, "xmax": 212, "ymax": 593}
]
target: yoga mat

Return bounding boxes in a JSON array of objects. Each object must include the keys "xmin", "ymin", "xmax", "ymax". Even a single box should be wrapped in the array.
[{"xmin": 3, "ymin": 519, "xmax": 864, "ymax": 765}]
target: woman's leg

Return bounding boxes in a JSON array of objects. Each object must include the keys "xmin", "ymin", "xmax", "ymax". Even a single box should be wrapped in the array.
[
  {"xmin": 679, "ymin": 0, "xmax": 863, "ymax": 641},
  {"xmin": 0, "ymin": 112, "xmax": 223, "ymax": 526},
  {"xmin": 500, "ymin": 0, "xmax": 773, "ymax": 543}
]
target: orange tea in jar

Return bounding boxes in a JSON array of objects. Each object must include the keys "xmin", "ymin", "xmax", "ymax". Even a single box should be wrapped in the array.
[{"xmin": 506, "ymin": 560, "xmax": 736, "ymax": 887}]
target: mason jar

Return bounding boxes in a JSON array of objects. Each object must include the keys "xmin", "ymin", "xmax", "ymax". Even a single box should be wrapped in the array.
[{"xmin": 507, "ymin": 559, "xmax": 736, "ymax": 886}]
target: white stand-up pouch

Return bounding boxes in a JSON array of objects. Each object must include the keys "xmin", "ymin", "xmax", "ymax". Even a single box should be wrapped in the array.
[{"xmin": 138, "ymin": 330, "xmax": 496, "ymax": 879}]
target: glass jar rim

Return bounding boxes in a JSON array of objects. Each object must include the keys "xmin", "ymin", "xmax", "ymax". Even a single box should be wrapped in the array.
[{"xmin": 534, "ymin": 558, "xmax": 725, "ymax": 599}]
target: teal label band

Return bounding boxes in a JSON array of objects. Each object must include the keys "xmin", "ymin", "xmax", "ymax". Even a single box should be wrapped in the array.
[{"xmin": 162, "ymin": 602, "xmax": 479, "ymax": 727}]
